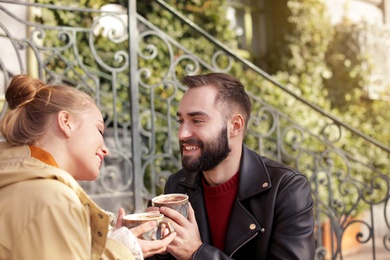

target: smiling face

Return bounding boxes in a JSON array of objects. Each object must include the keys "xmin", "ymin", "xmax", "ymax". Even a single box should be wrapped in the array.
[
  {"xmin": 177, "ymin": 84, "xmax": 231, "ymax": 172},
  {"xmin": 65, "ymin": 104, "xmax": 109, "ymax": 180}
]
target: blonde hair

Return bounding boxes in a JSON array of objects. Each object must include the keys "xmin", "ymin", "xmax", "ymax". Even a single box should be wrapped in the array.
[{"xmin": 0, "ymin": 75, "xmax": 96, "ymax": 145}]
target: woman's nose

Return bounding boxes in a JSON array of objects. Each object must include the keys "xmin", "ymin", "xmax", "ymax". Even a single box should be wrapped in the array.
[{"xmin": 102, "ymin": 144, "xmax": 110, "ymax": 156}]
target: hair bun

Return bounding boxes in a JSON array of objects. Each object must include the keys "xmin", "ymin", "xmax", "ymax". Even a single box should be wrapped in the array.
[{"xmin": 6, "ymin": 75, "xmax": 47, "ymax": 110}]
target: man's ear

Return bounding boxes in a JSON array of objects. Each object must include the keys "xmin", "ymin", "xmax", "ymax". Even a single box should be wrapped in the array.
[
  {"xmin": 57, "ymin": 111, "xmax": 73, "ymax": 138},
  {"xmin": 229, "ymin": 114, "xmax": 245, "ymax": 137}
]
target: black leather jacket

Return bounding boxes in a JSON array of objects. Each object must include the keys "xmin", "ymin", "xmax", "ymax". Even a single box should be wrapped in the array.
[{"xmin": 161, "ymin": 145, "xmax": 315, "ymax": 260}]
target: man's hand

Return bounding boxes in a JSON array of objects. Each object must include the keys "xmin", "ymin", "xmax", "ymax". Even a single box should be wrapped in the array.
[{"xmin": 159, "ymin": 203, "xmax": 202, "ymax": 260}]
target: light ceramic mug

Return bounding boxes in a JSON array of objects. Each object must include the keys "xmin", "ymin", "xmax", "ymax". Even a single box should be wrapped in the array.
[
  {"xmin": 151, "ymin": 193, "xmax": 189, "ymax": 218},
  {"xmin": 122, "ymin": 212, "xmax": 173, "ymax": 240}
]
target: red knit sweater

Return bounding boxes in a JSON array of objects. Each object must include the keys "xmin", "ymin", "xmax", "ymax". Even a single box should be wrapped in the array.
[{"xmin": 202, "ymin": 172, "xmax": 239, "ymax": 251}]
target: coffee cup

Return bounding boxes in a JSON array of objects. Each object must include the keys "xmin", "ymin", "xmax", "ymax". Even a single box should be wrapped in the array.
[
  {"xmin": 152, "ymin": 193, "xmax": 189, "ymax": 218},
  {"xmin": 122, "ymin": 212, "xmax": 173, "ymax": 240}
]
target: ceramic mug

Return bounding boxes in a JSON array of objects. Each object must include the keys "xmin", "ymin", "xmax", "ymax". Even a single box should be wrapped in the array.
[
  {"xmin": 122, "ymin": 212, "xmax": 173, "ymax": 240},
  {"xmin": 152, "ymin": 193, "xmax": 189, "ymax": 218}
]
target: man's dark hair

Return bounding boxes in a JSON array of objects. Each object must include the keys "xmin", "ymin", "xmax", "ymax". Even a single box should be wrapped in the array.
[{"xmin": 182, "ymin": 73, "xmax": 252, "ymax": 129}]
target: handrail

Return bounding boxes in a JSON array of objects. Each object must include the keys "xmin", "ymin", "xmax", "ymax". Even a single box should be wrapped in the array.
[
  {"xmin": 0, "ymin": 0, "xmax": 111, "ymax": 13},
  {"xmin": 154, "ymin": 0, "xmax": 390, "ymax": 153}
]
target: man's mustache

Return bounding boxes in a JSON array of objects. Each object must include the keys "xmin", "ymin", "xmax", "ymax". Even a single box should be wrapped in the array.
[{"xmin": 179, "ymin": 138, "xmax": 203, "ymax": 147}]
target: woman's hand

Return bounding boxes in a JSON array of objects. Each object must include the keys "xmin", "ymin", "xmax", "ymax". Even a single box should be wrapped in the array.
[
  {"xmin": 116, "ymin": 207, "xmax": 176, "ymax": 258},
  {"xmin": 115, "ymin": 208, "xmax": 126, "ymax": 228},
  {"xmin": 132, "ymin": 221, "xmax": 176, "ymax": 257}
]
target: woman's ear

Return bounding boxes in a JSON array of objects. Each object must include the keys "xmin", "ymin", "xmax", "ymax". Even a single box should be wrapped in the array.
[
  {"xmin": 229, "ymin": 114, "xmax": 245, "ymax": 137},
  {"xmin": 57, "ymin": 111, "xmax": 73, "ymax": 138}
]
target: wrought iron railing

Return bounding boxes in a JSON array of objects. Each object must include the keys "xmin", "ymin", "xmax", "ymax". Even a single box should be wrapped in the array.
[{"xmin": 0, "ymin": 0, "xmax": 389, "ymax": 259}]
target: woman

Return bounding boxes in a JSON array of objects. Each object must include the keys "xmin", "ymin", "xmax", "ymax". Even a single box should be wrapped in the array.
[{"xmin": 0, "ymin": 75, "xmax": 175, "ymax": 259}]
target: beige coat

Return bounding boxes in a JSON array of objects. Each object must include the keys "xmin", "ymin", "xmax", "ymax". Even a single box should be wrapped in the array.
[{"xmin": 0, "ymin": 142, "xmax": 134, "ymax": 259}]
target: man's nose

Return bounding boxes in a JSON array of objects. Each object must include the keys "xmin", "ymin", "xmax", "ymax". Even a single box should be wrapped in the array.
[{"xmin": 178, "ymin": 124, "xmax": 192, "ymax": 140}]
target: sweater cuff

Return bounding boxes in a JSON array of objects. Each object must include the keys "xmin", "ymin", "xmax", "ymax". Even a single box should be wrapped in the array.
[{"xmin": 109, "ymin": 226, "xmax": 143, "ymax": 260}]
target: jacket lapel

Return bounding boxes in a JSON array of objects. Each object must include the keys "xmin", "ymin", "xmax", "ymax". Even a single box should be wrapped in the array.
[{"xmin": 224, "ymin": 146, "xmax": 271, "ymax": 255}]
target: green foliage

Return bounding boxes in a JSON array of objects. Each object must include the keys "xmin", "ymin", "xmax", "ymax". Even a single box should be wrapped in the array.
[
  {"xmin": 261, "ymin": 0, "xmax": 389, "ymax": 218},
  {"xmin": 323, "ymin": 18, "xmax": 390, "ymax": 149},
  {"xmin": 268, "ymin": 0, "xmax": 332, "ymax": 107},
  {"xmin": 324, "ymin": 19, "xmax": 369, "ymax": 110},
  {"xmin": 266, "ymin": 0, "xmax": 389, "ymax": 150},
  {"xmin": 138, "ymin": 0, "xmax": 237, "ymax": 49},
  {"xmin": 137, "ymin": 0, "xmax": 237, "ymax": 84}
]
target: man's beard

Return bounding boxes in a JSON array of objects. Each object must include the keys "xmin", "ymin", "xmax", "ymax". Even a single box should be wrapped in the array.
[{"xmin": 180, "ymin": 127, "xmax": 231, "ymax": 172}]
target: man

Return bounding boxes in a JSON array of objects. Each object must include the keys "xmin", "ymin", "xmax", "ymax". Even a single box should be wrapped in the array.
[{"xmin": 152, "ymin": 73, "xmax": 315, "ymax": 259}]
